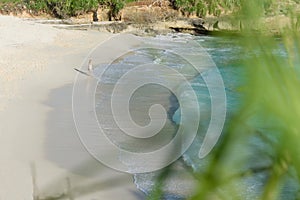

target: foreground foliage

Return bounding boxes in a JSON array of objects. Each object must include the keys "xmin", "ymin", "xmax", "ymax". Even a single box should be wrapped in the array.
[{"xmin": 149, "ymin": 1, "xmax": 300, "ymax": 200}]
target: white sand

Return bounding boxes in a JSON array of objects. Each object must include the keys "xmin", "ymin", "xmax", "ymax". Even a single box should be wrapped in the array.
[{"xmin": 0, "ymin": 15, "xmax": 143, "ymax": 200}]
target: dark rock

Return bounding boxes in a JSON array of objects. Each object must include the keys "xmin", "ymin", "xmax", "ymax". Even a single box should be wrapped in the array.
[
  {"xmin": 191, "ymin": 18, "xmax": 205, "ymax": 28},
  {"xmin": 92, "ymin": 11, "xmax": 98, "ymax": 22},
  {"xmin": 105, "ymin": 22, "xmax": 128, "ymax": 33},
  {"xmin": 170, "ymin": 27, "xmax": 209, "ymax": 35},
  {"xmin": 213, "ymin": 20, "xmax": 219, "ymax": 29}
]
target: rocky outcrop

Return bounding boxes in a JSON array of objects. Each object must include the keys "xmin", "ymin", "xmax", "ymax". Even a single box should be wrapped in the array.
[
  {"xmin": 168, "ymin": 18, "xmax": 208, "ymax": 35},
  {"xmin": 44, "ymin": 16, "xmax": 241, "ymax": 36}
]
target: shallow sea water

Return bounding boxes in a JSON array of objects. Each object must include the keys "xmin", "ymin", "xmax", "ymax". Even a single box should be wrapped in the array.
[{"xmin": 94, "ymin": 33, "xmax": 299, "ymax": 199}]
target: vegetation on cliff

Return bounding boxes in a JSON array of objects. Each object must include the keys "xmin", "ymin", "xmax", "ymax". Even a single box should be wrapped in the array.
[
  {"xmin": 0, "ymin": 0, "xmax": 125, "ymax": 19},
  {"xmin": 1, "ymin": 0, "xmax": 299, "ymax": 20}
]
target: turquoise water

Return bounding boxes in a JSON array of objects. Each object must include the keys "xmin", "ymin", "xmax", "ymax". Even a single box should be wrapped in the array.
[
  {"xmin": 134, "ymin": 35, "xmax": 298, "ymax": 199},
  {"xmin": 177, "ymin": 36, "xmax": 245, "ymax": 169},
  {"xmin": 166, "ymin": 35, "xmax": 299, "ymax": 200},
  {"xmin": 94, "ymin": 34, "xmax": 299, "ymax": 199},
  {"xmin": 133, "ymin": 35, "xmax": 249, "ymax": 199},
  {"xmin": 169, "ymin": 36, "xmax": 271, "ymax": 199}
]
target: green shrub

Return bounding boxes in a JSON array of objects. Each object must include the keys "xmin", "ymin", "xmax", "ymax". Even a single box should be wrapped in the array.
[
  {"xmin": 18, "ymin": 0, "xmax": 98, "ymax": 18},
  {"xmin": 170, "ymin": 0, "xmax": 282, "ymax": 17},
  {"xmin": 99, "ymin": 0, "xmax": 124, "ymax": 20},
  {"xmin": 1, "ymin": 0, "xmax": 123, "ymax": 19},
  {"xmin": 171, "ymin": 0, "xmax": 237, "ymax": 17}
]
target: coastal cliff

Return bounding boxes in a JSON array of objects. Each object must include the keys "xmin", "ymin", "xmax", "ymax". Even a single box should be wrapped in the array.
[{"xmin": 0, "ymin": 0, "xmax": 298, "ymax": 36}]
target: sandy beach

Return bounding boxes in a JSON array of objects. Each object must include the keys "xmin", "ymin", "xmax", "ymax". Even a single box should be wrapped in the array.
[{"xmin": 0, "ymin": 15, "xmax": 144, "ymax": 200}]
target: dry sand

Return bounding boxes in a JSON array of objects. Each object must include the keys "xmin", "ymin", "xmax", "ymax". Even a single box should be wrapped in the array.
[{"xmin": 0, "ymin": 15, "xmax": 144, "ymax": 200}]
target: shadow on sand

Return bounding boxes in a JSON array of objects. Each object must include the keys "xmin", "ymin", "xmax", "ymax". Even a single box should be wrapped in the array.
[{"xmin": 41, "ymin": 82, "xmax": 145, "ymax": 200}]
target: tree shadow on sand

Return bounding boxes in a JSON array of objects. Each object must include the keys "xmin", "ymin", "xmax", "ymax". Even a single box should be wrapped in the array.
[{"xmin": 41, "ymin": 82, "xmax": 145, "ymax": 200}]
